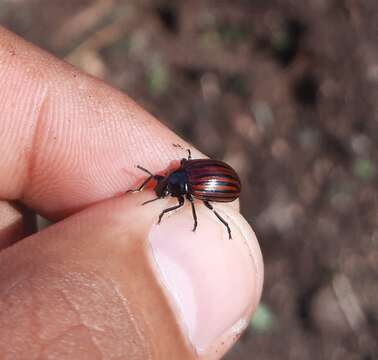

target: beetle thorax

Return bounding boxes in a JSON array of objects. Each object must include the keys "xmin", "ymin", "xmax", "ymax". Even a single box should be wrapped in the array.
[{"xmin": 155, "ymin": 169, "xmax": 188, "ymax": 198}]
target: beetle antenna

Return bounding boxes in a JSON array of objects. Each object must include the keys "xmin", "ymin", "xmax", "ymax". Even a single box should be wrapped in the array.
[
  {"xmin": 136, "ymin": 165, "xmax": 154, "ymax": 176},
  {"xmin": 173, "ymin": 144, "xmax": 191, "ymax": 160}
]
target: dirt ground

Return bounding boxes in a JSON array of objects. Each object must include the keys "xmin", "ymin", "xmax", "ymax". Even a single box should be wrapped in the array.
[{"xmin": 1, "ymin": 0, "xmax": 377, "ymax": 359}]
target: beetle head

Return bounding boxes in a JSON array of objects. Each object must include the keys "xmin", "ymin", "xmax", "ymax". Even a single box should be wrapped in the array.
[{"xmin": 154, "ymin": 175, "xmax": 170, "ymax": 198}]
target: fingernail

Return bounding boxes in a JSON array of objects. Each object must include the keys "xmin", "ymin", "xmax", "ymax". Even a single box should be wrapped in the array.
[{"xmin": 148, "ymin": 205, "xmax": 260, "ymax": 354}]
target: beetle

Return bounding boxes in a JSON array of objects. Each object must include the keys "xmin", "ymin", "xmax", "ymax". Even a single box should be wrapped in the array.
[{"xmin": 127, "ymin": 147, "xmax": 241, "ymax": 239}]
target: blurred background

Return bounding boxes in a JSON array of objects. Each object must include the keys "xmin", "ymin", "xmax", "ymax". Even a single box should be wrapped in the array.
[{"xmin": 1, "ymin": 0, "xmax": 377, "ymax": 359}]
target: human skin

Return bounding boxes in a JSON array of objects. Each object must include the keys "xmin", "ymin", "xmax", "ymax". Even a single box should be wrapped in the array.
[{"xmin": 0, "ymin": 27, "xmax": 263, "ymax": 359}]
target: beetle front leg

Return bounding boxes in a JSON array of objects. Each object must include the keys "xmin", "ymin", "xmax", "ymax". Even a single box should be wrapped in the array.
[
  {"xmin": 127, "ymin": 166, "xmax": 163, "ymax": 194},
  {"xmin": 158, "ymin": 196, "xmax": 185, "ymax": 224},
  {"xmin": 126, "ymin": 175, "xmax": 153, "ymax": 193},
  {"xmin": 142, "ymin": 197, "xmax": 162, "ymax": 205}
]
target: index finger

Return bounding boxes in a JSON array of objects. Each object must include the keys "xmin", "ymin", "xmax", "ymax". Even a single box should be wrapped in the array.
[{"xmin": 0, "ymin": 27, "xmax": 198, "ymax": 219}]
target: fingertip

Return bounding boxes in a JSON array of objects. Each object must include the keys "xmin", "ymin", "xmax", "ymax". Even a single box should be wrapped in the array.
[
  {"xmin": 0, "ymin": 190, "xmax": 262, "ymax": 358},
  {"xmin": 144, "ymin": 194, "xmax": 263, "ymax": 357}
]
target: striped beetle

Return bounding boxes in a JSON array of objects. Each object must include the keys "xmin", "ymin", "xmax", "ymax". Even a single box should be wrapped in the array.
[{"xmin": 128, "ymin": 147, "xmax": 241, "ymax": 239}]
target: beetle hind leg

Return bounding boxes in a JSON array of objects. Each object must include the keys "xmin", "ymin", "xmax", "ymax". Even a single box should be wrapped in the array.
[
  {"xmin": 203, "ymin": 201, "xmax": 232, "ymax": 239},
  {"xmin": 187, "ymin": 195, "xmax": 198, "ymax": 231}
]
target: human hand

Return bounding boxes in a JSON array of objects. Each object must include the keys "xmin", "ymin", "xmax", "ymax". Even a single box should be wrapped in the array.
[{"xmin": 0, "ymin": 27, "xmax": 263, "ymax": 359}]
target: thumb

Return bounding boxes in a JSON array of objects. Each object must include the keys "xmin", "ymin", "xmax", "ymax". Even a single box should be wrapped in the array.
[{"xmin": 0, "ymin": 191, "xmax": 263, "ymax": 359}]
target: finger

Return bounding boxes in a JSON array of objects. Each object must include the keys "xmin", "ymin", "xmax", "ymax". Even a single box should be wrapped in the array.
[
  {"xmin": 0, "ymin": 201, "xmax": 36, "ymax": 250},
  {"xmin": 0, "ymin": 192, "xmax": 263, "ymax": 359},
  {"xmin": 0, "ymin": 27, "xmax": 200, "ymax": 219}
]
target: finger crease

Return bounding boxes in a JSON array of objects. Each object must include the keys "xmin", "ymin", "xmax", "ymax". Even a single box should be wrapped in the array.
[{"xmin": 21, "ymin": 89, "xmax": 50, "ymax": 201}]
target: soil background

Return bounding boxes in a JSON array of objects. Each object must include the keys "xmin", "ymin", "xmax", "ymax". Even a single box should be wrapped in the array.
[{"xmin": 1, "ymin": 1, "xmax": 377, "ymax": 359}]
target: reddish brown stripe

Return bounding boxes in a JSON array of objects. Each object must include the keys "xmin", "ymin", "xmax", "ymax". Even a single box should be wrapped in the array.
[
  {"xmin": 188, "ymin": 164, "xmax": 235, "ymax": 171},
  {"xmin": 191, "ymin": 166, "xmax": 230, "ymax": 172},
  {"xmin": 192, "ymin": 182, "xmax": 239, "ymax": 189},
  {"xmin": 193, "ymin": 189, "xmax": 238, "ymax": 195},
  {"xmin": 191, "ymin": 177, "xmax": 239, "ymax": 186},
  {"xmin": 192, "ymin": 188, "xmax": 240, "ymax": 202},
  {"xmin": 186, "ymin": 160, "xmax": 231, "ymax": 169},
  {"xmin": 190, "ymin": 169, "xmax": 238, "ymax": 178},
  {"xmin": 190, "ymin": 173, "xmax": 239, "ymax": 181},
  {"xmin": 191, "ymin": 179, "xmax": 240, "ymax": 188},
  {"xmin": 191, "ymin": 193, "xmax": 238, "ymax": 202},
  {"xmin": 193, "ymin": 190, "xmax": 239, "ymax": 195},
  {"xmin": 184, "ymin": 159, "xmax": 241, "ymax": 202}
]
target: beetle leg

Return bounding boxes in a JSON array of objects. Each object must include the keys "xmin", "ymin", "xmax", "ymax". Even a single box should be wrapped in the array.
[
  {"xmin": 203, "ymin": 201, "xmax": 232, "ymax": 239},
  {"xmin": 126, "ymin": 175, "xmax": 153, "ymax": 193},
  {"xmin": 158, "ymin": 196, "xmax": 185, "ymax": 224},
  {"xmin": 173, "ymin": 143, "xmax": 191, "ymax": 160},
  {"xmin": 127, "ymin": 166, "xmax": 164, "ymax": 194},
  {"xmin": 142, "ymin": 197, "xmax": 162, "ymax": 205},
  {"xmin": 136, "ymin": 165, "xmax": 154, "ymax": 176},
  {"xmin": 187, "ymin": 195, "xmax": 198, "ymax": 231}
]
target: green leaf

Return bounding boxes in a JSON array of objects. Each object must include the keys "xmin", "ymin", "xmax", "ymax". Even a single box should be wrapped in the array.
[
  {"xmin": 250, "ymin": 303, "xmax": 276, "ymax": 333},
  {"xmin": 353, "ymin": 158, "xmax": 376, "ymax": 181}
]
